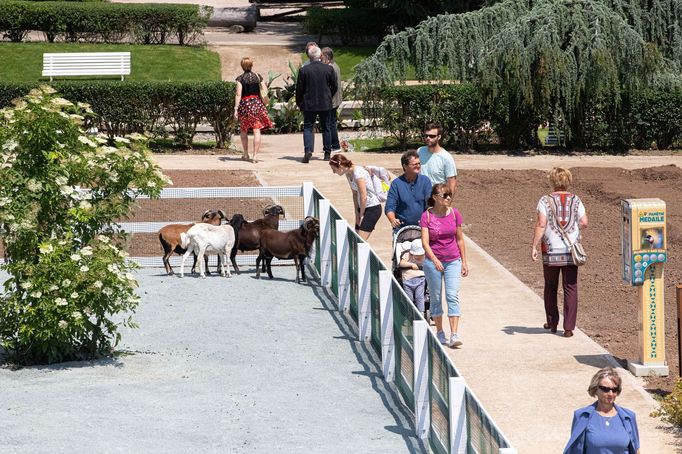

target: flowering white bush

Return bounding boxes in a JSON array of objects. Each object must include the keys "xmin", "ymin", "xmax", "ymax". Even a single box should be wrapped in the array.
[{"xmin": 0, "ymin": 86, "xmax": 168, "ymax": 364}]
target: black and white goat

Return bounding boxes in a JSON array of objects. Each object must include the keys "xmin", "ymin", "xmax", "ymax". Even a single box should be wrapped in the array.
[
  {"xmin": 256, "ymin": 216, "xmax": 320, "ymax": 283},
  {"xmin": 179, "ymin": 215, "xmax": 244, "ymax": 278}
]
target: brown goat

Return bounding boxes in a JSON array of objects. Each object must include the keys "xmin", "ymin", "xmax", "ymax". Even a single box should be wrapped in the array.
[
  {"xmin": 158, "ymin": 209, "xmax": 225, "ymax": 275},
  {"xmin": 230, "ymin": 204, "xmax": 285, "ymax": 273},
  {"xmin": 256, "ymin": 217, "xmax": 320, "ymax": 283}
]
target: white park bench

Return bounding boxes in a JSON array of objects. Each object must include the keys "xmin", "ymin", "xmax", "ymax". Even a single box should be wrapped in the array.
[{"xmin": 42, "ymin": 52, "xmax": 131, "ymax": 82}]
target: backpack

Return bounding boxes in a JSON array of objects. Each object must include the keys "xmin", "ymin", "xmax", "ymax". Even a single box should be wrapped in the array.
[{"xmin": 365, "ymin": 165, "xmax": 391, "ymax": 203}]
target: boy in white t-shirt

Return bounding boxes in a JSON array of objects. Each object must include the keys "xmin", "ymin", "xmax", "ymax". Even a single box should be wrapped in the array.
[{"xmin": 399, "ymin": 239, "xmax": 427, "ymax": 316}]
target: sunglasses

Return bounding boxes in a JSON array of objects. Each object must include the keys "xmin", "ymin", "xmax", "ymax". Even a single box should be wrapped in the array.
[
  {"xmin": 424, "ymin": 134, "xmax": 439, "ymax": 139},
  {"xmin": 436, "ymin": 193, "xmax": 452, "ymax": 199},
  {"xmin": 598, "ymin": 385, "xmax": 621, "ymax": 394}
]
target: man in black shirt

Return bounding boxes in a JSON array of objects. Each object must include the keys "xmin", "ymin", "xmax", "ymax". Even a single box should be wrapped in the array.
[{"xmin": 295, "ymin": 46, "xmax": 338, "ymax": 163}]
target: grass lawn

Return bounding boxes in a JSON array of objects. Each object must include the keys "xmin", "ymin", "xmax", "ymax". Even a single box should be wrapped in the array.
[
  {"xmin": 0, "ymin": 43, "xmax": 221, "ymax": 82},
  {"xmin": 349, "ymin": 136, "xmax": 410, "ymax": 152}
]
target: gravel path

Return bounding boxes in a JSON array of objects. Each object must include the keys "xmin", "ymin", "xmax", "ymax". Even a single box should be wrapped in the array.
[{"xmin": 0, "ymin": 267, "xmax": 425, "ymax": 453}]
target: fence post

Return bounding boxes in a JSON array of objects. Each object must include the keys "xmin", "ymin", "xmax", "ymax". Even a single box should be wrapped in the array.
[
  {"xmin": 413, "ymin": 319, "xmax": 430, "ymax": 440},
  {"xmin": 302, "ymin": 181, "xmax": 314, "ymax": 218},
  {"xmin": 379, "ymin": 269, "xmax": 394, "ymax": 382},
  {"xmin": 449, "ymin": 376, "xmax": 467, "ymax": 453},
  {"xmin": 336, "ymin": 219, "xmax": 350, "ymax": 312},
  {"xmin": 318, "ymin": 199, "xmax": 331, "ymax": 287},
  {"xmin": 357, "ymin": 242, "xmax": 371, "ymax": 341},
  {"xmin": 677, "ymin": 284, "xmax": 682, "ymax": 377}
]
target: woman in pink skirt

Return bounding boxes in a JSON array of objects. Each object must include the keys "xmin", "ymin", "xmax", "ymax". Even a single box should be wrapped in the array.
[{"xmin": 234, "ymin": 57, "xmax": 273, "ymax": 163}]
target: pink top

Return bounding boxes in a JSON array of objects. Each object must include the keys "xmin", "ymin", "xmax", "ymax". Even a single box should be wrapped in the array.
[{"xmin": 419, "ymin": 208, "xmax": 463, "ymax": 262}]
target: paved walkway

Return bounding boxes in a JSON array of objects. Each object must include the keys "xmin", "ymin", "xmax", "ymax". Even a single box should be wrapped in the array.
[
  {"xmin": 154, "ymin": 133, "xmax": 682, "ymax": 453},
  {"xmin": 0, "ymin": 268, "xmax": 425, "ymax": 453}
]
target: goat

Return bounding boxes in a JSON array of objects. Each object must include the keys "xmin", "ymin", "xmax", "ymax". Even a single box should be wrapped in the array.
[
  {"xmin": 230, "ymin": 204, "xmax": 285, "ymax": 274},
  {"xmin": 256, "ymin": 216, "xmax": 320, "ymax": 283},
  {"xmin": 158, "ymin": 210, "xmax": 225, "ymax": 275},
  {"xmin": 179, "ymin": 215, "xmax": 244, "ymax": 279}
]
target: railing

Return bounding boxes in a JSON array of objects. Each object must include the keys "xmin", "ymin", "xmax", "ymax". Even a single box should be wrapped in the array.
[{"xmin": 307, "ymin": 184, "xmax": 516, "ymax": 454}]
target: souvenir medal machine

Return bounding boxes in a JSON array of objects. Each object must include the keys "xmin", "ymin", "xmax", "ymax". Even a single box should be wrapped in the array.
[{"xmin": 621, "ymin": 198, "xmax": 669, "ymax": 376}]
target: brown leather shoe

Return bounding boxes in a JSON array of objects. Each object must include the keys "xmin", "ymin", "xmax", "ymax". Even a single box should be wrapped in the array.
[
  {"xmin": 543, "ymin": 323, "xmax": 558, "ymax": 333},
  {"xmin": 563, "ymin": 330, "xmax": 574, "ymax": 338}
]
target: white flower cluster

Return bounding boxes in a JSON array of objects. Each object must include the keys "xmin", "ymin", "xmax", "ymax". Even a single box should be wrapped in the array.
[
  {"xmin": 51, "ymin": 97, "xmax": 73, "ymax": 108},
  {"xmin": 78, "ymin": 136, "xmax": 97, "ymax": 148},
  {"xmin": 26, "ymin": 179, "xmax": 42, "ymax": 192},
  {"xmin": 1, "ymin": 140, "xmax": 19, "ymax": 167}
]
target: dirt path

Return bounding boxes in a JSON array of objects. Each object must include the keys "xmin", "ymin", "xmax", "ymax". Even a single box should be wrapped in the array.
[{"xmin": 212, "ymin": 44, "xmax": 303, "ymax": 87}]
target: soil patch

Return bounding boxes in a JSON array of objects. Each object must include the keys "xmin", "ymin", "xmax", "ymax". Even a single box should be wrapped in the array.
[
  {"xmin": 452, "ymin": 165, "xmax": 682, "ymax": 392},
  {"xmin": 163, "ymin": 169, "xmax": 257, "ymax": 187}
]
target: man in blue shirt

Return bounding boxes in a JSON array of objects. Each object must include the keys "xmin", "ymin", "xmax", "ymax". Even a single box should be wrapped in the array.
[{"xmin": 385, "ymin": 150, "xmax": 433, "ymax": 232}]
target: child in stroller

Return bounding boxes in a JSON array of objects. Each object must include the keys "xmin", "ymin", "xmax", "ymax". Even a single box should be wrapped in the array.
[{"xmin": 392, "ymin": 225, "xmax": 430, "ymax": 320}]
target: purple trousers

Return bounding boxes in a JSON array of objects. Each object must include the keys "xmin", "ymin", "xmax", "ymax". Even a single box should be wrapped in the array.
[{"xmin": 543, "ymin": 264, "xmax": 578, "ymax": 330}]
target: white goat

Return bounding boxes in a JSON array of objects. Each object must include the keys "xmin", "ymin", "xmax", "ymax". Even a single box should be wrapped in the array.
[{"xmin": 179, "ymin": 223, "xmax": 236, "ymax": 278}]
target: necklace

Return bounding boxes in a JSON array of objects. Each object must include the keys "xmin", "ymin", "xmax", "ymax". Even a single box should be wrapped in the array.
[{"xmin": 600, "ymin": 413, "xmax": 615, "ymax": 426}]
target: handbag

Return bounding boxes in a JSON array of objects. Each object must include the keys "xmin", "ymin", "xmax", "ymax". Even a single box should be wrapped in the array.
[{"xmin": 548, "ymin": 195, "xmax": 587, "ymax": 266}]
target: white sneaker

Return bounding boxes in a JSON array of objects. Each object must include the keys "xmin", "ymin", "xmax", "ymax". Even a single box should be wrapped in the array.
[
  {"xmin": 436, "ymin": 331, "xmax": 447, "ymax": 345},
  {"xmin": 448, "ymin": 333, "xmax": 463, "ymax": 348}
]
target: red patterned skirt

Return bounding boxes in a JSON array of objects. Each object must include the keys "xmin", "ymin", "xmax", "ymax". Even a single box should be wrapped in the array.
[{"xmin": 238, "ymin": 95, "xmax": 273, "ymax": 132}]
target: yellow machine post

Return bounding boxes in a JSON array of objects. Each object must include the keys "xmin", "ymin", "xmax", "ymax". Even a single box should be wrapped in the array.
[{"xmin": 622, "ymin": 198, "xmax": 669, "ymax": 377}]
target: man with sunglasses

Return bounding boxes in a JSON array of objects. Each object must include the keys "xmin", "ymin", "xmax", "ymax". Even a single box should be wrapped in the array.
[
  {"xmin": 385, "ymin": 150, "xmax": 432, "ymax": 232},
  {"xmin": 418, "ymin": 122, "xmax": 457, "ymax": 197}
]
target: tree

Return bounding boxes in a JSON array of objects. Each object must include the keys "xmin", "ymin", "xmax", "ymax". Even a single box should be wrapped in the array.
[
  {"xmin": 0, "ymin": 86, "xmax": 168, "ymax": 365},
  {"xmin": 343, "ymin": 0, "xmax": 491, "ymax": 27},
  {"xmin": 355, "ymin": 0, "xmax": 682, "ymax": 147}
]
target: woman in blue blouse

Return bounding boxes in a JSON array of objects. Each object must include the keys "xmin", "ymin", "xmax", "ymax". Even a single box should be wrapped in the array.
[{"xmin": 564, "ymin": 367, "xmax": 640, "ymax": 454}]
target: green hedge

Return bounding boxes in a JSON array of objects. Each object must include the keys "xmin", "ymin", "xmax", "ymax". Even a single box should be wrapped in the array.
[
  {"xmin": 0, "ymin": 81, "xmax": 236, "ymax": 147},
  {"xmin": 625, "ymin": 89, "xmax": 682, "ymax": 149},
  {"xmin": 376, "ymin": 84, "xmax": 487, "ymax": 150},
  {"xmin": 304, "ymin": 8, "xmax": 389, "ymax": 45},
  {"xmin": 0, "ymin": 2, "xmax": 210, "ymax": 44},
  {"xmin": 371, "ymin": 84, "xmax": 682, "ymax": 150}
]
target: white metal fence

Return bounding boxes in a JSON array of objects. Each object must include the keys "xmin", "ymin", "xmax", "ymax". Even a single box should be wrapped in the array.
[{"xmin": 123, "ymin": 182, "xmax": 516, "ymax": 453}]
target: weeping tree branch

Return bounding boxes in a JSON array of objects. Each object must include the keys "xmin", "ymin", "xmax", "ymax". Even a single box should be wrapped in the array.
[{"xmin": 355, "ymin": 0, "xmax": 682, "ymax": 147}]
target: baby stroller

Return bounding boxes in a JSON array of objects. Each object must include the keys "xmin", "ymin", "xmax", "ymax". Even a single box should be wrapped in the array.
[{"xmin": 392, "ymin": 225, "xmax": 430, "ymax": 321}]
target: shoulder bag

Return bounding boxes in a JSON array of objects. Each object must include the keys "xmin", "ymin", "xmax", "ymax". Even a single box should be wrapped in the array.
[{"xmin": 548, "ymin": 196, "xmax": 587, "ymax": 266}]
